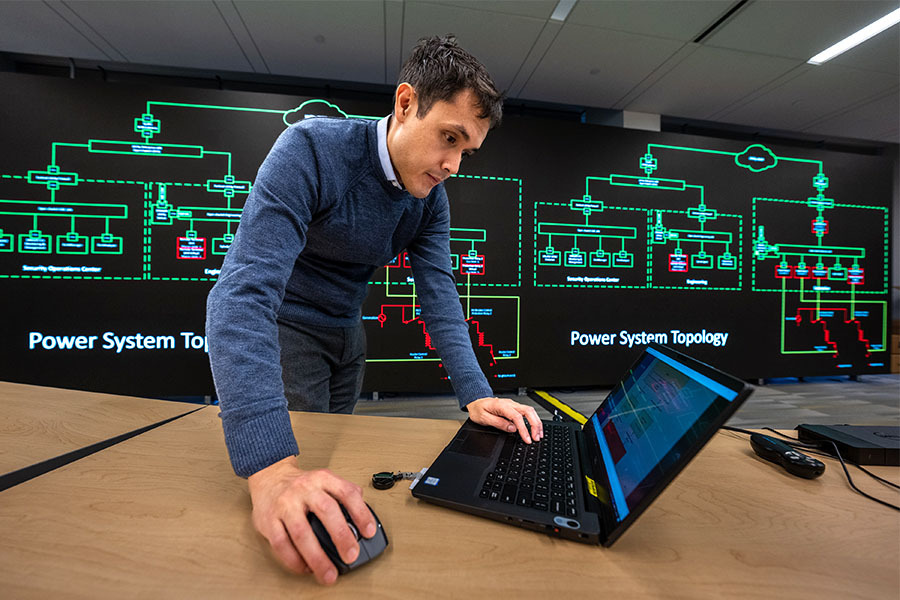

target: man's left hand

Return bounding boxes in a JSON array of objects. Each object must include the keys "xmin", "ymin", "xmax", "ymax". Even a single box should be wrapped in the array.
[{"xmin": 466, "ymin": 397, "xmax": 544, "ymax": 443}]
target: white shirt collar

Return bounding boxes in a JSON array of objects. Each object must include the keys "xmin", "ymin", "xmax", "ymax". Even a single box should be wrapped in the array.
[{"xmin": 376, "ymin": 115, "xmax": 403, "ymax": 190}]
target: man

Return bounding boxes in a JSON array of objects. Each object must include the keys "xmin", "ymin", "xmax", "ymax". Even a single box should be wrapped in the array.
[{"xmin": 206, "ymin": 35, "xmax": 543, "ymax": 586}]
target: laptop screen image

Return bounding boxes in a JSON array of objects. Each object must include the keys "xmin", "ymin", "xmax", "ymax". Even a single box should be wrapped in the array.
[{"xmin": 584, "ymin": 344, "xmax": 747, "ymax": 539}]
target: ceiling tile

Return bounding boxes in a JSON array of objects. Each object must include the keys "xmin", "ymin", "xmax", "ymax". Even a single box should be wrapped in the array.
[
  {"xmin": 508, "ymin": 20, "xmax": 564, "ymax": 96},
  {"xmin": 519, "ymin": 23, "xmax": 685, "ymax": 107},
  {"xmin": 65, "ymin": 1, "xmax": 252, "ymax": 71},
  {"xmin": 626, "ymin": 45, "xmax": 802, "ymax": 119},
  {"xmin": 0, "ymin": 1, "xmax": 111, "ymax": 60},
  {"xmin": 802, "ymin": 89, "xmax": 899, "ymax": 143},
  {"xmin": 401, "ymin": 1, "xmax": 548, "ymax": 93},
  {"xmin": 0, "ymin": 0, "xmax": 895, "ymax": 145},
  {"xmin": 213, "ymin": 0, "xmax": 267, "ymax": 73},
  {"xmin": 717, "ymin": 63, "xmax": 898, "ymax": 132},
  {"xmin": 423, "ymin": 0, "xmax": 558, "ymax": 19},
  {"xmin": 234, "ymin": 1, "xmax": 386, "ymax": 83},
  {"xmin": 568, "ymin": 0, "xmax": 735, "ymax": 41},
  {"xmin": 705, "ymin": 0, "xmax": 900, "ymax": 60},
  {"xmin": 831, "ymin": 25, "xmax": 899, "ymax": 75}
]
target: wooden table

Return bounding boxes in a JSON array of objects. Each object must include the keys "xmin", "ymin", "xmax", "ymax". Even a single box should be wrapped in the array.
[
  {"xmin": 0, "ymin": 394, "xmax": 898, "ymax": 599},
  {"xmin": 0, "ymin": 381, "xmax": 194, "ymax": 477}
]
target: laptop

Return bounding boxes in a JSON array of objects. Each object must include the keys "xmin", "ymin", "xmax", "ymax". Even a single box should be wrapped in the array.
[{"xmin": 411, "ymin": 343, "xmax": 753, "ymax": 546}]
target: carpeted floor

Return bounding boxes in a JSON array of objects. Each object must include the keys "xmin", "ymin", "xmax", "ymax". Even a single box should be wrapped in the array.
[{"xmin": 353, "ymin": 373, "xmax": 900, "ymax": 429}]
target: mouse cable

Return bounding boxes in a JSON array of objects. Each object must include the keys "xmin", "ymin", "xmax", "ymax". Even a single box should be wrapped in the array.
[{"xmin": 721, "ymin": 425, "xmax": 900, "ymax": 512}]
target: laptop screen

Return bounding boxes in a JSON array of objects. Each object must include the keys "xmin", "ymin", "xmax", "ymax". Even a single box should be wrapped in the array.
[{"xmin": 584, "ymin": 345, "xmax": 744, "ymax": 527}]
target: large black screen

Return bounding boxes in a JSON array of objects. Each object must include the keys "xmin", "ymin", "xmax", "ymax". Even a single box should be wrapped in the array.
[{"xmin": 0, "ymin": 73, "xmax": 893, "ymax": 397}]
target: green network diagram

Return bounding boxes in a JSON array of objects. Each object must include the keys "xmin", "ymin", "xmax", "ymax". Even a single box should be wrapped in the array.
[
  {"xmin": 0, "ymin": 98, "xmax": 379, "ymax": 281},
  {"xmin": 534, "ymin": 145, "xmax": 743, "ymax": 291},
  {"xmin": 0, "ymin": 96, "xmax": 522, "ymax": 374},
  {"xmin": 362, "ymin": 174, "xmax": 522, "ymax": 381},
  {"xmin": 534, "ymin": 142, "xmax": 888, "ymax": 367}
]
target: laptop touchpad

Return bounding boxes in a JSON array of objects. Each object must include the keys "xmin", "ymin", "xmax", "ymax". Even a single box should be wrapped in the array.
[{"xmin": 448, "ymin": 431, "xmax": 501, "ymax": 456}]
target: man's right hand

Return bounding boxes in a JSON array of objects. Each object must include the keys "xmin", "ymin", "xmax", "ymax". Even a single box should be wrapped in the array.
[{"xmin": 247, "ymin": 456, "xmax": 377, "ymax": 585}]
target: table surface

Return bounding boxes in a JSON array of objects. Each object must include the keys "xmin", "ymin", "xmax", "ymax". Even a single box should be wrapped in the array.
[
  {"xmin": 0, "ymin": 381, "xmax": 194, "ymax": 475},
  {"xmin": 1, "ymin": 400, "xmax": 898, "ymax": 599}
]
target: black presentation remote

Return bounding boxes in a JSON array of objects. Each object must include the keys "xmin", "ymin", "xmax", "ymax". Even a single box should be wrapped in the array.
[{"xmin": 750, "ymin": 433, "xmax": 825, "ymax": 479}]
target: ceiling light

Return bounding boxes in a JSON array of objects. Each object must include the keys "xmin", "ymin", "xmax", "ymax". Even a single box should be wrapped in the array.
[
  {"xmin": 808, "ymin": 7, "xmax": 900, "ymax": 65},
  {"xmin": 550, "ymin": 0, "xmax": 577, "ymax": 22}
]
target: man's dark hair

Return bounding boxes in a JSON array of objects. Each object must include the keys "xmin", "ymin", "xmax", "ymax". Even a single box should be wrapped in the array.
[{"xmin": 398, "ymin": 34, "xmax": 503, "ymax": 128}]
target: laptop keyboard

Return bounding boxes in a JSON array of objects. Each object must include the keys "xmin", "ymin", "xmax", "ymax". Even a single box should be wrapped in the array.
[{"xmin": 479, "ymin": 423, "xmax": 578, "ymax": 517}]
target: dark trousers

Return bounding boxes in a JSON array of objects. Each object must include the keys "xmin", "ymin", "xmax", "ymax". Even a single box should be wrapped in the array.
[{"xmin": 277, "ymin": 318, "xmax": 366, "ymax": 414}]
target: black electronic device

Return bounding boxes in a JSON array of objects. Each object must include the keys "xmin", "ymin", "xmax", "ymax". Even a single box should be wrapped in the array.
[
  {"xmin": 411, "ymin": 343, "xmax": 753, "ymax": 546},
  {"xmin": 307, "ymin": 502, "xmax": 389, "ymax": 575},
  {"xmin": 750, "ymin": 433, "xmax": 825, "ymax": 479},
  {"xmin": 796, "ymin": 424, "xmax": 900, "ymax": 466}
]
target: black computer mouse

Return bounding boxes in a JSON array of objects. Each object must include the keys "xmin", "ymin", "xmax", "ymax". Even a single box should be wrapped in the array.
[{"xmin": 307, "ymin": 502, "xmax": 389, "ymax": 575}]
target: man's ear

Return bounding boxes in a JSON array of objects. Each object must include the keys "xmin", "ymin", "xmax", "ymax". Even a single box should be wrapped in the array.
[{"xmin": 394, "ymin": 83, "xmax": 416, "ymax": 123}]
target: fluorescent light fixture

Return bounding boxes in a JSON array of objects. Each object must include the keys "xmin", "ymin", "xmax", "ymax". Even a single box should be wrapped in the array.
[
  {"xmin": 808, "ymin": 7, "xmax": 900, "ymax": 65},
  {"xmin": 550, "ymin": 0, "xmax": 577, "ymax": 22}
]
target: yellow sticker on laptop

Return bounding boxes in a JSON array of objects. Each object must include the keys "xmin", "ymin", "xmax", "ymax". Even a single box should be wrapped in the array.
[{"xmin": 585, "ymin": 476, "xmax": 598, "ymax": 498}]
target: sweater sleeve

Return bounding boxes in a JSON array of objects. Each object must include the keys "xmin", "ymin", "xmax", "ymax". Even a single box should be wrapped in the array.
[
  {"xmin": 405, "ymin": 188, "xmax": 493, "ymax": 409},
  {"xmin": 205, "ymin": 125, "xmax": 318, "ymax": 478}
]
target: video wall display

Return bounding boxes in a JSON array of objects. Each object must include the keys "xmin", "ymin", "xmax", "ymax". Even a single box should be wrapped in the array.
[{"xmin": 0, "ymin": 73, "xmax": 892, "ymax": 397}]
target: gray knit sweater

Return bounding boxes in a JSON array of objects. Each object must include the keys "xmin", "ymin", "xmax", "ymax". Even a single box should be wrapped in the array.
[{"xmin": 206, "ymin": 117, "xmax": 492, "ymax": 477}]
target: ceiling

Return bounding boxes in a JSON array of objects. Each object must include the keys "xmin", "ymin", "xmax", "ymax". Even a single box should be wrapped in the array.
[{"xmin": 1, "ymin": 0, "xmax": 898, "ymax": 145}]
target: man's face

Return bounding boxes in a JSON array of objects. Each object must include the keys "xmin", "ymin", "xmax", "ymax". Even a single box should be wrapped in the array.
[{"xmin": 387, "ymin": 86, "xmax": 490, "ymax": 199}]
